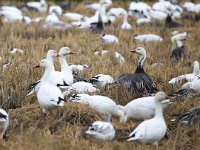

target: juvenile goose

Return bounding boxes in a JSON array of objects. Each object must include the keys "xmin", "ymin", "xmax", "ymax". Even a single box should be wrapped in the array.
[
  {"xmin": 34, "ymin": 59, "xmax": 65, "ymax": 113},
  {"xmin": 86, "ymin": 121, "xmax": 115, "ymax": 141},
  {"xmin": 125, "ymin": 92, "xmax": 170, "ymax": 146},
  {"xmin": 168, "ymin": 61, "xmax": 200, "ymax": 84},
  {"xmin": 171, "ymin": 106, "xmax": 200, "ymax": 125},
  {"xmin": 0, "ymin": 108, "xmax": 9, "ymax": 139},
  {"xmin": 70, "ymin": 94, "xmax": 124, "ymax": 122},
  {"xmin": 114, "ymin": 47, "xmax": 157, "ymax": 94}
]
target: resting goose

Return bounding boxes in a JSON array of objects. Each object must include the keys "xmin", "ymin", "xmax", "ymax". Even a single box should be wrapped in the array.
[
  {"xmin": 23, "ymin": 0, "xmax": 47, "ymax": 12},
  {"xmin": 48, "ymin": 5, "xmax": 62, "ymax": 16},
  {"xmin": 118, "ymin": 95, "xmax": 171, "ymax": 122},
  {"xmin": 125, "ymin": 92, "xmax": 170, "ymax": 146},
  {"xmin": 0, "ymin": 108, "xmax": 9, "ymax": 139},
  {"xmin": 168, "ymin": 61, "xmax": 200, "ymax": 84},
  {"xmin": 34, "ymin": 59, "xmax": 65, "ymax": 113},
  {"xmin": 114, "ymin": 47, "xmax": 157, "ymax": 94},
  {"xmin": 100, "ymin": 34, "xmax": 119, "ymax": 44},
  {"xmin": 89, "ymin": 74, "xmax": 113, "ymax": 88},
  {"xmin": 70, "ymin": 94, "xmax": 124, "ymax": 122},
  {"xmin": 86, "ymin": 121, "xmax": 115, "ymax": 141},
  {"xmin": 171, "ymin": 106, "xmax": 200, "ymax": 125},
  {"xmin": 9, "ymin": 48, "xmax": 24, "ymax": 55},
  {"xmin": 133, "ymin": 34, "xmax": 163, "ymax": 42}
]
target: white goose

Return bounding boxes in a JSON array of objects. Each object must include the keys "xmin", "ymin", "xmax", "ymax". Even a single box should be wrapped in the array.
[
  {"xmin": 24, "ymin": 0, "xmax": 47, "ymax": 12},
  {"xmin": 63, "ymin": 12, "xmax": 86, "ymax": 21},
  {"xmin": 0, "ymin": 108, "xmax": 9, "ymax": 139},
  {"xmin": 118, "ymin": 95, "xmax": 171, "ymax": 122},
  {"xmin": 86, "ymin": 121, "xmax": 115, "ymax": 141},
  {"xmin": 100, "ymin": 34, "xmax": 119, "ymax": 44},
  {"xmin": 168, "ymin": 61, "xmax": 200, "ymax": 84},
  {"xmin": 70, "ymin": 94, "xmax": 124, "ymax": 122},
  {"xmin": 89, "ymin": 74, "xmax": 113, "ymax": 88},
  {"xmin": 125, "ymin": 92, "xmax": 170, "ymax": 146},
  {"xmin": 133, "ymin": 34, "xmax": 163, "ymax": 42},
  {"xmin": 34, "ymin": 59, "xmax": 65, "ymax": 113},
  {"xmin": 69, "ymin": 64, "xmax": 89, "ymax": 75},
  {"xmin": 9, "ymin": 48, "xmax": 24, "ymax": 55},
  {"xmin": 171, "ymin": 32, "xmax": 188, "ymax": 42},
  {"xmin": 49, "ymin": 5, "xmax": 62, "ymax": 16}
]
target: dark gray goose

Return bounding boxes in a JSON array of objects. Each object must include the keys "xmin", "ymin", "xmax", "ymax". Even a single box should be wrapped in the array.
[
  {"xmin": 171, "ymin": 106, "xmax": 200, "ymax": 125},
  {"xmin": 114, "ymin": 47, "xmax": 158, "ymax": 94},
  {"xmin": 165, "ymin": 14, "xmax": 183, "ymax": 28},
  {"xmin": 90, "ymin": 13, "xmax": 104, "ymax": 34},
  {"xmin": 170, "ymin": 39, "xmax": 186, "ymax": 60}
]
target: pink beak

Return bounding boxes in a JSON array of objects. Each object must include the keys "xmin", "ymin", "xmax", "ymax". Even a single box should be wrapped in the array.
[
  {"xmin": 165, "ymin": 95, "xmax": 171, "ymax": 99},
  {"xmin": 34, "ymin": 63, "xmax": 40, "ymax": 68},
  {"xmin": 69, "ymin": 52, "xmax": 76, "ymax": 55}
]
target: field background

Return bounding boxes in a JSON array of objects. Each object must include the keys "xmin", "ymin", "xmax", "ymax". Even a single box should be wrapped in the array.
[{"xmin": 0, "ymin": 0, "xmax": 200, "ymax": 150}]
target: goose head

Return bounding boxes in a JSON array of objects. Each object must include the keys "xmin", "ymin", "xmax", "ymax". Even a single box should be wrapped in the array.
[
  {"xmin": 47, "ymin": 50, "xmax": 58, "ymax": 58},
  {"xmin": 130, "ymin": 47, "xmax": 146, "ymax": 56},
  {"xmin": 154, "ymin": 91, "xmax": 171, "ymax": 104},
  {"xmin": 0, "ymin": 109, "xmax": 8, "ymax": 122},
  {"xmin": 34, "ymin": 59, "xmax": 52, "ymax": 68},
  {"xmin": 59, "ymin": 47, "xmax": 75, "ymax": 56}
]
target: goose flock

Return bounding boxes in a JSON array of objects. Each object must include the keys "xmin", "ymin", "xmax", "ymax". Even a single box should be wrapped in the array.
[{"xmin": 0, "ymin": 0, "xmax": 200, "ymax": 148}]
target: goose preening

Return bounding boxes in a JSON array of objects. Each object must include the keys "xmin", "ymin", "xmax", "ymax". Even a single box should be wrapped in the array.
[
  {"xmin": 100, "ymin": 34, "xmax": 119, "ymax": 44},
  {"xmin": 34, "ymin": 59, "xmax": 65, "ymax": 113},
  {"xmin": 0, "ymin": 108, "xmax": 9, "ymax": 139},
  {"xmin": 133, "ymin": 34, "xmax": 163, "ymax": 42},
  {"xmin": 86, "ymin": 121, "xmax": 115, "ymax": 141},
  {"xmin": 171, "ymin": 106, "xmax": 200, "ymax": 125},
  {"xmin": 23, "ymin": 0, "xmax": 48, "ymax": 12},
  {"xmin": 89, "ymin": 74, "xmax": 113, "ymax": 88},
  {"xmin": 114, "ymin": 47, "xmax": 158, "ymax": 95},
  {"xmin": 70, "ymin": 94, "xmax": 124, "ymax": 122},
  {"xmin": 63, "ymin": 81, "xmax": 97, "ymax": 94},
  {"xmin": 168, "ymin": 61, "xmax": 200, "ymax": 84},
  {"xmin": 124, "ymin": 92, "xmax": 170, "ymax": 146},
  {"xmin": 118, "ymin": 95, "xmax": 171, "ymax": 123}
]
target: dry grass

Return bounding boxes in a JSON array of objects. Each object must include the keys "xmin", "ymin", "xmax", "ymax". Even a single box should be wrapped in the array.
[{"xmin": 0, "ymin": 1, "xmax": 200, "ymax": 150}]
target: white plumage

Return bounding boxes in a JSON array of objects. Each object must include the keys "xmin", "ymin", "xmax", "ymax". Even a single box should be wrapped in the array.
[
  {"xmin": 86, "ymin": 121, "xmax": 115, "ymax": 141},
  {"xmin": 100, "ymin": 34, "xmax": 119, "ymax": 44},
  {"xmin": 126, "ymin": 92, "xmax": 170, "ymax": 146},
  {"xmin": 133, "ymin": 34, "xmax": 163, "ymax": 42},
  {"xmin": 0, "ymin": 108, "xmax": 9, "ymax": 139},
  {"xmin": 89, "ymin": 74, "xmax": 113, "ymax": 88}
]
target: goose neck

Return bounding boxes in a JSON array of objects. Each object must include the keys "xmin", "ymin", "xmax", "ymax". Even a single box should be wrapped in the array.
[
  {"xmin": 154, "ymin": 101, "xmax": 164, "ymax": 119},
  {"xmin": 59, "ymin": 55, "xmax": 70, "ymax": 72},
  {"xmin": 176, "ymin": 40, "xmax": 183, "ymax": 47},
  {"xmin": 41, "ymin": 65, "xmax": 53, "ymax": 82},
  {"xmin": 138, "ymin": 54, "xmax": 146, "ymax": 68},
  {"xmin": 193, "ymin": 62, "xmax": 200, "ymax": 75}
]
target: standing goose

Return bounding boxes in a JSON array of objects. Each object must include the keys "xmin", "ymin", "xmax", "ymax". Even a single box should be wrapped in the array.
[
  {"xmin": 170, "ymin": 38, "xmax": 186, "ymax": 60},
  {"xmin": 0, "ymin": 108, "xmax": 9, "ymax": 139},
  {"xmin": 34, "ymin": 59, "xmax": 65, "ymax": 113},
  {"xmin": 86, "ymin": 121, "xmax": 115, "ymax": 141},
  {"xmin": 124, "ymin": 92, "xmax": 170, "ymax": 146},
  {"xmin": 114, "ymin": 47, "xmax": 157, "ymax": 94}
]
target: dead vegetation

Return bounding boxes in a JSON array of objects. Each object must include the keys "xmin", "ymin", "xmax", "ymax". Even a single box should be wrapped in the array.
[{"xmin": 0, "ymin": 1, "xmax": 200, "ymax": 150}]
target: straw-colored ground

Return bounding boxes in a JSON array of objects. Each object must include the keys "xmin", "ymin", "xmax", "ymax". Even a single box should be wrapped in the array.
[{"xmin": 0, "ymin": 1, "xmax": 200, "ymax": 150}]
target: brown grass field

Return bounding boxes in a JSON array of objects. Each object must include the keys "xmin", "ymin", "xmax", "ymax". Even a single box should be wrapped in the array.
[{"xmin": 0, "ymin": 0, "xmax": 200, "ymax": 150}]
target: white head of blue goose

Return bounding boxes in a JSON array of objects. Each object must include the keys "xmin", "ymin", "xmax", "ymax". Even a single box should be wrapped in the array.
[{"xmin": 130, "ymin": 47, "xmax": 146, "ymax": 72}]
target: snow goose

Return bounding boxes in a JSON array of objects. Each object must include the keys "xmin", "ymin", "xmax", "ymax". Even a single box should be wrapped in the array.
[
  {"xmin": 114, "ymin": 47, "xmax": 158, "ymax": 94},
  {"xmin": 9, "ymin": 48, "xmax": 24, "ymax": 55},
  {"xmin": 86, "ymin": 121, "xmax": 115, "ymax": 141},
  {"xmin": 45, "ymin": 13, "xmax": 59, "ymax": 22},
  {"xmin": 23, "ymin": 0, "xmax": 47, "ymax": 12},
  {"xmin": 49, "ymin": 5, "xmax": 62, "ymax": 16},
  {"xmin": 0, "ymin": 108, "xmax": 9, "ymax": 139},
  {"xmin": 89, "ymin": 74, "xmax": 113, "ymax": 88},
  {"xmin": 85, "ymin": 0, "xmax": 112, "ymax": 11},
  {"xmin": 171, "ymin": 106, "xmax": 200, "ymax": 125},
  {"xmin": 118, "ymin": 95, "xmax": 171, "ymax": 123},
  {"xmin": 133, "ymin": 34, "xmax": 163, "ymax": 42},
  {"xmin": 129, "ymin": 2, "xmax": 151, "ymax": 13},
  {"xmin": 63, "ymin": 81, "xmax": 97, "ymax": 94},
  {"xmin": 168, "ymin": 61, "xmax": 200, "ymax": 84},
  {"xmin": 57, "ymin": 47, "xmax": 74, "ymax": 86},
  {"xmin": 34, "ymin": 59, "xmax": 65, "ymax": 113},
  {"xmin": 171, "ymin": 32, "xmax": 188, "ymax": 42},
  {"xmin": 69, "ymin": 64, "xmax": 89, "ymax": 76},
  {"xmin": 63, "ymin": 12, "xmax": 86, "ymax": 21},
  {"xmin": 170, "ymin": 38, "xmax": 186, "ymax": 60},
  {"xmin": 115, "ymin": 52, "xmax": 125, "ymax": 64},
  {"xmin": 108, "ymin": 8, "xmax": 131, "ymax": 29},
  {"xmin": 100, "ymin": 34, "xmax": 119, "ymax": 44},
  {"xmin": 0, "ymin": 6, "xmax": 22, "ymax": 15},
  {"xmin": 70, "ymin": 94, "xmax": 124, "ymax": 122},
  {"xmin": 125, "ymin": 92, "xmax": 170, "ymax": 146},
  {"xmin": 165, "ymin": 14, "xmax": 183, "ymax": 28}
]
